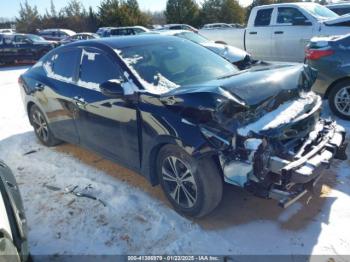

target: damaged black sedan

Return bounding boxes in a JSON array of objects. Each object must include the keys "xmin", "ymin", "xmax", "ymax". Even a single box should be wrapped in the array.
[{"xmin": 19, "ymin": 35, "xmax": 347, "ymax": 217}]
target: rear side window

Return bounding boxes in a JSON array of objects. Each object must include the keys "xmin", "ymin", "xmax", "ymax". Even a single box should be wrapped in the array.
[
  {"xmin": 52, "ymin": 49, "xmax": 80, "ymax": 79},
  {"xmin": 79, "ymin": 49, "xmax": 122, "ymax": 89},
  {"xmin": 255, "ymin": 8, "xmax": 273, "ymax": 26}
]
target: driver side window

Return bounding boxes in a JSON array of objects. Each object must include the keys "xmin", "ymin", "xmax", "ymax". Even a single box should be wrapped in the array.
[{"xmin": 277, "ymin": 7, "xmax": 307, "ymax": 25}]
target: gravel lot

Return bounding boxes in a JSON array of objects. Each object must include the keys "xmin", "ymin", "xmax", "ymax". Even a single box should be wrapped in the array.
[{"xmin": 0, "ymin": 65, "xmax": 350, "ymax": 259}]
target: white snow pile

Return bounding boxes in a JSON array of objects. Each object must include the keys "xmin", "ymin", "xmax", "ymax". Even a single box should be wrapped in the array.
[
  {"xmin": 0, "ymin": 66, "xmax": 350, "ymax": 256},
  {"xmin": 238, "ymin": 92, "xmax": 320, "ymax": 136}
]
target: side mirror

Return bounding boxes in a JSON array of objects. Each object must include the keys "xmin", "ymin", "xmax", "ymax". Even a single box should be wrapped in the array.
[{"xmin": 100, "ymin": 80, "xmax": 124, "ymax": 98}]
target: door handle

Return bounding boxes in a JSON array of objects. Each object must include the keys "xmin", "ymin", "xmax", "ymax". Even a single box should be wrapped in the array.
[
  {"xmin": 35, "ymin": 82, "xmax": 44, "ymax": 91},
  {"xmin": 274, "ymin": 31, "xmax": 284, "ymax": 34},
  {"xmin": 249, "ymin": 31, "xmax": 257, "ymax": 35},
  {"xmin": 73, "ymin": 96, "xmax": 86, "ymax": 107}
]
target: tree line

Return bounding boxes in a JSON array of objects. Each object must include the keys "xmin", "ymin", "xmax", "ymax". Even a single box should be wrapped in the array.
[
  {"xmin": 15, "ymin": 0, "xmax": 151, "ymax": 33},
  {"xmin": 8, "ymin": 0, "xmax": 330, "ymax": 34}
]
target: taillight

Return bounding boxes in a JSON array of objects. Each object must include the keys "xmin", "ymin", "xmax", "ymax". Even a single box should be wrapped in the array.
[{"xmin": 305, "ymin": 48, "xmax": 334, "ymax": 60}]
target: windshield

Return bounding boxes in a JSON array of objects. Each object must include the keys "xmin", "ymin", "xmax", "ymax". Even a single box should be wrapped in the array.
[
  {"xmin": 303, "ymin": 4, "xmax": 339, "ymax": 19},
  {"xmin": 28, "ymin": 34, "xmax": 46, "ymax": 41},
  {"xmin": 117, "ymin": 38, "xmax": 238, "ymax": 92},
  {"xmin": 176, "ymin": 32, "xmax": 209, "ymax": 44}
]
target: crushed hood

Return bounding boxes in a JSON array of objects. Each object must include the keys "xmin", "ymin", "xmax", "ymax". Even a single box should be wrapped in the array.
[
  {"xmin": 201, "ymin": 42, "xmax": 248, "ymax": 63},
  {"xmin": 160, "ymin": 64, "xmax": 317, "ymax": 126}
]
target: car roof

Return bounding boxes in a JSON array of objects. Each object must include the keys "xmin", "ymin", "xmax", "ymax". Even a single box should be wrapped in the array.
[
  {"xmin": 40, "ymin": 28, "xmax": 75, "ymax": 34},
  {"xmin": 75, "ymin": 32, "xmax": 95, "ymax": 35},
  {"xmin": 163, "ymin": 24, "xmax": 193, "ymax": 27},
  {"xmin": 65, "ymin": 34, "xmax": 180, "ymax": 50},
  {"xmin": 257, "ymin": 2, "xmax": 321, "ymax": 9},
  {"xmin": 153, "ymin": 29, "xmax": 190, "ymax": 35},
  {"xmin": 108, "ymin": 26, "xmax": 148, "ymax": 30},
  {"xmin": 204, "ymin": 23, "xmax": 229, "ymax": 26}
]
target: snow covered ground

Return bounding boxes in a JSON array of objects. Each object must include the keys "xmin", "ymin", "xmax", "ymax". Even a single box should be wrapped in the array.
[{"xmin": 0, "ymin": 66, "xmax": 350, "ymax": 259}]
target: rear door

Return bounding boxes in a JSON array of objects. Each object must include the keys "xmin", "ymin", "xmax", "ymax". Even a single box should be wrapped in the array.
[
  {"xmin": 271, "ymin": 7, "xmax": 314, "ymax": 62},
  {"xmin": 245, "ymin": 7, "xmax": 273, "ymax": 61},
  {"xmin": 38, "ymin": 48, "xmax": 82, "ymax": 144},
  {"xmin": 74, "ymin": 47, "xmax": 140, "ymax": 168}
]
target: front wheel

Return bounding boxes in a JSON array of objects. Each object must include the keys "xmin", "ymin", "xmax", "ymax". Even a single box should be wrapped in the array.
[
  {"xmin": 329, "ymin": 80, "xmax": 350, "ymax": 120},
  {"xmin": 157, "ymin": 145, "xmax": 223, "ymax": 218},
  {"xmin": 29, "ymin": 105, "xmax": 61, "ymax": 146}
]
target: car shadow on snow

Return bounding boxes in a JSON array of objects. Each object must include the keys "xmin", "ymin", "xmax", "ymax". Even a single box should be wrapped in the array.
[
  {"xmin": 53, "ymin": 137, "xmax": 350, "ymax": 257},
  {"xmin": 54, "ymin": 137, "xmax": 347, "ymax": 231}
]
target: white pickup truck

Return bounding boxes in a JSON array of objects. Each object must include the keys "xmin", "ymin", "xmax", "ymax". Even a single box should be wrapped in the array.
[{"xmin": 200, "ymin": 2, "xmax": 350, "ymax": 62}]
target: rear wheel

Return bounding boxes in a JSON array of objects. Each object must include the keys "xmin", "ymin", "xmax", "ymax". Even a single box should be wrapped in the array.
[
  {"xmin": 29, "ymin": 105, "xmax": 61, "ymax": 146},
  {"xmin": 157, "ymin": 144, "xmax": 223, "ymax": 218},
  {"xmin": 329, "ymin": 80, "xmax": 350, "ymax": 120}
]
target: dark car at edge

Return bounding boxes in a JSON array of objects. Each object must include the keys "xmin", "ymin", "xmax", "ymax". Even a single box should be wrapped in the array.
[
  {"xmin": 0, "ymin": 33, "xmax": 57, "ymax": 65},
  {"xmin": 0, "ymin": 160, "xmax": 29, "ymax": 261},
  {"xmin": 19, "ymin": 35, "xmax": 347, "ymax": 217},
  {"xmin": 306, "ymin": 34, "xmax": 350, "ymax": 120}
]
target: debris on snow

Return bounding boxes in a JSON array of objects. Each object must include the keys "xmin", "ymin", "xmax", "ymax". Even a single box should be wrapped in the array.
[{"xmin": 23, "ymin": 149, "xmax": 39, "ymax": 156}]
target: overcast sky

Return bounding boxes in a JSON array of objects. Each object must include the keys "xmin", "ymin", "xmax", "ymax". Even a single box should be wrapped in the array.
[{"xmin": 0, "ymin": 0, "xmax": 253, "ymax": 19}]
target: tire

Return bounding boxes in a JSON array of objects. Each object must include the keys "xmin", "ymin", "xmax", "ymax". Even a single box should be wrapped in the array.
[
  {"xmin": 29, "ymin": 104, "xmax": 61, "ymax": 146},
  {"xmin": 328, "ymin": 79, "xmax": 350, "ymax": 120},
  {"xmin": 157, "ymin": 144, "xmax": 223, "ymax": 218}
]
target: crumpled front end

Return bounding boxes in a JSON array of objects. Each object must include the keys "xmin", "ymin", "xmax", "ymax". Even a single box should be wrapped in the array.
[
  {"xmin": 161, "ymin": 64, "xmax": 347, "ymax": 208},
  {"xmin": 220, "ymin": 91, "xmax": 348, "ymax": 208}
]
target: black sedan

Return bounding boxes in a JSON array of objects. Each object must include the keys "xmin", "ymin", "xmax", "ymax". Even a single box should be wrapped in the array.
[
  {"xmin": 0, "ymin": 160, "xmax": 29, "ymax": 261},
  {"xmin": 0, "ymin": 34, "xmax": 57, "ymax": 65},
  {"xmin": 19, "ymin": 35, "xmax": 347, "ymax": 217}
]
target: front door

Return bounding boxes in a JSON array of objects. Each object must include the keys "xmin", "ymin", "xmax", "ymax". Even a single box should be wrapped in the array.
[
  {"xmin": 271, "ymin": 7, "xmax": 314, "ymax": 62},
  {"xmin": 74, "ymin": 47, "xmax": 140, "ymax": 169}
]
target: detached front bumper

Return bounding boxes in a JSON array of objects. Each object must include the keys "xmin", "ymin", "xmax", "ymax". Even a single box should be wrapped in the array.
[{"xmin": 268, "ymin": 120, "xmax": 347, "ymax": 207}]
